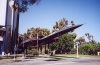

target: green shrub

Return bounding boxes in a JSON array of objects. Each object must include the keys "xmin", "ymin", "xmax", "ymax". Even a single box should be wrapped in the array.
[
  {"xmin": 70, "ymin": 48, "xmax": 77, "ymax": 54},
  {"xmin": 25, "ymin": 49, "xmax": 38, "ymax": 55},
  {"xmin": 79, "ymin": 43, "xmax": 100, "ymax": 55}
]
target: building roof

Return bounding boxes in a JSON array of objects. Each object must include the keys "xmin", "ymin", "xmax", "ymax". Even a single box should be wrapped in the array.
[
  {"xmin": 0, "ymin": 28, "xmax": 6, "ymax": 31},
  {"xmin": 0, "ymin": 25, "xmax": 4, "ymax": 28}
]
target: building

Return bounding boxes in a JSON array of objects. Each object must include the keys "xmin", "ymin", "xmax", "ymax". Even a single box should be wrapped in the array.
[{"xmin": 0, "ymin": 0, "xmax": 18, "ymax": 55}]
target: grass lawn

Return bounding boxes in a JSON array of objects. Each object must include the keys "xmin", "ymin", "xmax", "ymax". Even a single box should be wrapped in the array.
[
  {"xmin": 1, "ymin": 54, "xmax": 100, "ymax": 61},
  {"xmin": 51, "ymin": 54, "xmax": 100, "ymax": 58}
]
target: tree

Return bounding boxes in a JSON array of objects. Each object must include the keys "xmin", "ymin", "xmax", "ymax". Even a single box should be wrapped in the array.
[
  {"xmin": 50, "ymin": 33, "xmax": 76, "ymax": 54},
  {"xmin": 75, "ymin": 36, "xmax": 85, "ymax": 45},
  {"xmin": 72, "ymin": 33, "xmax": 77, "ymax": 39},
  {"xmin": 52, "ymin": 18, "xmax": 75, "ymax": 32},
  {"xmin": 59, "ymin": 34, "xmax": 75, "ymax": 53},
  {"xmin": 23, "ymin": 27, "xmax": 50, "ymax": 39},
  {"xmin": 79, "ymin": 43, "xmax": 100, "ymax": 55},
  {"xmin": 85, "ymin": 33, "xmax": 95, "ymax": 43},
  {"xmin": 79, "ymin": 43, "xmax": 91, "ymax": 55},
  {"xmin": 71, "ymin": 20, "xmax": 75, "ymax": 26},
  {"xmin": 42, "ymin": 28, "xmax": 50, "ymax": 37},
  {"xmin": 50, "ymin": 18, "xmax": 77, "ymax": 54},
  {"xmin": 11, "ymin": 0, "xmax": 40, "ymax": 13},
  {"xmin": 49, "ymin": 42, "xmax": 57, "ymax": 51}
]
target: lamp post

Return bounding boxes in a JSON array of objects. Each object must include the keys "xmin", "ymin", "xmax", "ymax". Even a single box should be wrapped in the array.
[{"xmin": 76, "ymin": 42, "xmax": 79, "ymax": 58}]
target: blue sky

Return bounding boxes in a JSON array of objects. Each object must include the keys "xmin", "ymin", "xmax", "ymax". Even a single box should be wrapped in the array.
[{"xmin": 19, "ymin": 0, "xmax": 100, "ymax": 42}]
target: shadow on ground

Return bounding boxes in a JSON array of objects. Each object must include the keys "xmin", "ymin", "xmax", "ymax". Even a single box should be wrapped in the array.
[
  {"xmin": 45, "ymin": 58, "xmax": 62, "ymax": 61},
  {"xmin": 11, "ymin": 60, "xmax": 31, "ymax": 62},
  {"xmin": 52, "ymin": 56, "xmax": 76, "ymax": 58}
]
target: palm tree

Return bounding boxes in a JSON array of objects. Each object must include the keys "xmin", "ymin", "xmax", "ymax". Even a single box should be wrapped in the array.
[
  {"xmin": 85, "ymin": 33, "xmax": 89, "ymax": 37},
  {"xmin": 85, "ymin": 33, "xmax": 91, "ymax": 41},
  {"xmin": 85, "ymin": 33, "xmax": 95, "ymax": 43}
]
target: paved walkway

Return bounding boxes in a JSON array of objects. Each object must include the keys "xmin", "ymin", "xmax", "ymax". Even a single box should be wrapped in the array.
[{"xmin": 0, "ymin": 57, "xmax": 100, "ymax": 65}]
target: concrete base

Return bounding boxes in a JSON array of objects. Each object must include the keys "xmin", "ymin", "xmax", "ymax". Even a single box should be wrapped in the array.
[{"xmin": 2, "ymin": 52, "xmax": 4, "ymax": 56}]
